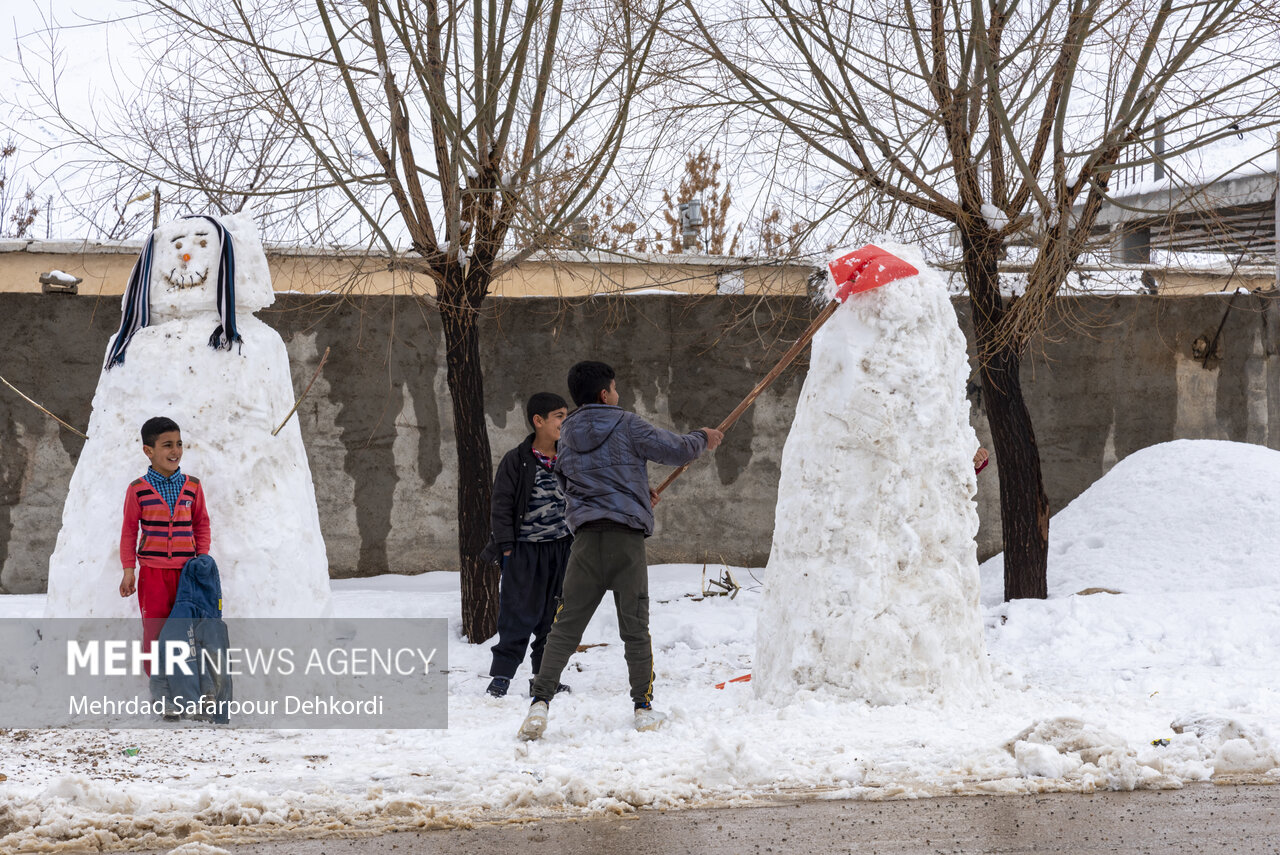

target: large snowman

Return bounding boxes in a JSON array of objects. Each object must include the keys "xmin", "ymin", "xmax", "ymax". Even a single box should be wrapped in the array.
[
  {"xmin": 45, "ymin": 213, "xmax": 332, "ymax": 619},
  {"xmin": 754, "ymin": 244, "xmax": 989, "ymax": 706}
]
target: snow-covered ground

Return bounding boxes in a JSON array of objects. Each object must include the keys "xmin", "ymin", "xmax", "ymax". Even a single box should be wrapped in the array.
[{"xmin": 2, "ymin": 439, "xmax": 1278, "ymax": 852}]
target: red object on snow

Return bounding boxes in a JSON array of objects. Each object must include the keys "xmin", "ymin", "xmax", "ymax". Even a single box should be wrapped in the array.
[
  {"xmin": 714, "ymin": 673, "xmax": 752, "ymax": 689},
  {"xmin": 828, "ymin": 244, "xmax": 918, "ymax": 303}
]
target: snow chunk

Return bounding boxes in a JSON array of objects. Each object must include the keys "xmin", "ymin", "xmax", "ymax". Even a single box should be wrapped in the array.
[
  {"xmin": 45, "ymin": 269, "xmax": 81, "ymax": 285},
  {"xmin": 1005, "ymin": 717, "xmax": 1129, "ymax": 766},
  {"xmin": 1005, "ymin": 717, "xmax": 1177, "ymax": 789},
  {"xmin": 1172, "ymin": 712, "xmax": 1278, "ymax": 773},
  {"xmin": 167, "ymin": 844, "xmax": 232, "ymax": 855},
  {"xmin": 980, "ymin": 203, "xmax": 1009, "ymax": 230},
  {"xmin": 1014, "ymin": 740, "xmax": 1083, "ymax": 778}
]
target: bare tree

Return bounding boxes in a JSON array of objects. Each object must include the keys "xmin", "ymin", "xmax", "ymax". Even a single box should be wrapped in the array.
[
  {"xmin": 681, "ymin": 0, "xmax": 1280, "ymax": 599},
  {"xmin": 25, "ymin": 0, "xmax": 669, "ymax": 640},
  {"xmin": 0, "ymin": 142, "xmax": 42, "ymax": 239}
]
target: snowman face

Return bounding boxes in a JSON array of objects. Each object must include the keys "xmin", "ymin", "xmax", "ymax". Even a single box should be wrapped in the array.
[
  {"xmin": 156, "ymin": 224, "xmax": 218, "ymax": 291},
  {"xmin": 140, "ymin": 212, "xmax": 273, "ymax": 321}
]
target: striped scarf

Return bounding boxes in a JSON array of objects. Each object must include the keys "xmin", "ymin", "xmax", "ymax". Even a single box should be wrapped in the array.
[{"xmin": 105, "ymin": 215, "xmax": 242, "ymax": 369}]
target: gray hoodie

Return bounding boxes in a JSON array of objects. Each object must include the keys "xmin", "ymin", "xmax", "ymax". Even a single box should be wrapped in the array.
[{"xmin": 554, "ymin": 404, "xmax": 708, "ymax": 536}]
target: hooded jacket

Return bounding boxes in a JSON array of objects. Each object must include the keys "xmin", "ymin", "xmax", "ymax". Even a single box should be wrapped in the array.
[
  {"xmin": 150, "ymin": 554, "xmax": 233, "ymax": 723},
  {"xmin": 554, "ymin": 404, "xmax": 708, "ymax": 536}
]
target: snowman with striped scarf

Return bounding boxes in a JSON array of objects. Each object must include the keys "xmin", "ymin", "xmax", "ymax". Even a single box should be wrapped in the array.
[{"xmin": 45, "ymin": 212, "xmax": 332, "ymax": 620}]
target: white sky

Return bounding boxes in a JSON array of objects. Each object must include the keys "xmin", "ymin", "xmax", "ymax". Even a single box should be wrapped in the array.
[
  {"xmin": 3, "ymin": 1, "xmax": 138, "ymax": 119},
  {"xmin": 2, "ymin": 2, "xmax": 1275, "ymax": 247},
  {"xmin": 2, "ymin": 1, "xmax": 145, "ymax": 238}
]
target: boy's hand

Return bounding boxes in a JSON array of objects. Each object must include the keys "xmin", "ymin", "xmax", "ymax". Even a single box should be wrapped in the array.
[
  {"xmin": 700, "ymin": 428, "xmax": 724, "ymax": 451},
  {"xmin": 649, "ymin": 488, "xmax": 661, "ymax": 507},
  {"xmin": 120, "ymin": 568, "xmax": 136, "ymax": 598},
  {"xmin": 973, "ymin": 448, "xmax": 989, "ymax": 469}
]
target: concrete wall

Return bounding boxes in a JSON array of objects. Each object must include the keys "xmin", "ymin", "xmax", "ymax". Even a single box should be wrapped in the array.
[{"xmin": 3, "ymin": 291, "xmax": 1279, "ymax": 593}]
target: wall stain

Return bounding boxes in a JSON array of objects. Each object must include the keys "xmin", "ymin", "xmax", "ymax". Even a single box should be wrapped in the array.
[{"xmin": 274, "ymin": 296, "xmax": 443, "ymax": 576}]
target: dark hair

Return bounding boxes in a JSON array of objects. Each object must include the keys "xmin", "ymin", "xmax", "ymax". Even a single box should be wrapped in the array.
[
  {"xmin": 567, "ymin": 361, "xmax": 615, "ymax": 407},
  {"xmin": 141, "ymin": 416, "xmax": 181, "ymax": 447},
  {"xmin": 526, "ymin": 392, "xmax": 568, "ymax": 427}
]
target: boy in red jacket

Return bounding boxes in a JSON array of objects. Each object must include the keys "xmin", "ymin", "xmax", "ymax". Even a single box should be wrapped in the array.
[{"xmin": 119, "ymin": 417, "xmax": 211, "ymax": 671}]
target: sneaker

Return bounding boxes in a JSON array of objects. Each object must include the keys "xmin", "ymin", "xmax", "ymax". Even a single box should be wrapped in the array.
[
  {"xmin": 486, "ymin": 676, "xmax": 511, "ymax": 698},
  {"xmin": 634, "ymin": 703, "xmax": 667, "ymax": 732},
  {"xmin": 519, "ymin": 700, "xmax": 549, "ymax": 741},
  {"xmin": 528, "ymin": 679, "xmax": 571, "ymax": 697}
]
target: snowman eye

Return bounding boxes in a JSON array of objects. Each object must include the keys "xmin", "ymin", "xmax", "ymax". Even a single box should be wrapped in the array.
[
  {"xmin": 199, "ymin": 240, "xmax": 208, "ymax": 248},
  {"xmin": 175, "ymin": 242, "xmax": 183, "ymax": 249}
]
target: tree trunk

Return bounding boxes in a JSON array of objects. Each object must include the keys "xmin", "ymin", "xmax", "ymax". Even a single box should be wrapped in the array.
[
  {"xmin": 437, "ymin": 277, "xmax": 499, "ymax": 641},
  {"xmin": 962, "ymin": 228, "xmax": 1049, "ymax": 600}
]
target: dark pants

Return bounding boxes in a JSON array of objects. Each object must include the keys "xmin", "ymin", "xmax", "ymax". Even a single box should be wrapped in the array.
[
  {"xmin": 531, "ymin": 526, "xmax": 652, "ymax": 706},
  {"xmin": 489, "ymin": 538, "xmax": 572, "ymax": 679}
]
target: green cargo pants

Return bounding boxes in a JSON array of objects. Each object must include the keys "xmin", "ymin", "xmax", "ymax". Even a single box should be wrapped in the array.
[{"xmin": 530, "ymin": 525, "xmax": 652, "ymax": 706}]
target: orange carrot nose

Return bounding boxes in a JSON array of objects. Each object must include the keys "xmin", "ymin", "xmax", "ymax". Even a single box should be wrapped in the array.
[{"xmin": 182, "ymin": 254, "xmax": 191, "ymax": 262}]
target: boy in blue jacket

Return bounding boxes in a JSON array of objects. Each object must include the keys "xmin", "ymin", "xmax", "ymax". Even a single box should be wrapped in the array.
[{"xmin": 519, "ymin": 361, "xmax": 722, "ymax": 739}]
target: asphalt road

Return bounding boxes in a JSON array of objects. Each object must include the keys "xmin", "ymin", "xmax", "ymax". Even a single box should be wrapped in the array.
[{"xmin": 137, "ymin": 784, "xmax": 1280, "ymax": 854}]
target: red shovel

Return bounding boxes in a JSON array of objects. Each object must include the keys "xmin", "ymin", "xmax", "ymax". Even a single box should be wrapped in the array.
[{"xmin": 653, "ymin": 244, "xmax": 917, "ymax": 496}]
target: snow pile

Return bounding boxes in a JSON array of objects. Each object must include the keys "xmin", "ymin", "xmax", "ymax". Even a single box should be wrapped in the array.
[
  {"xmin": 980, "ymin": 439, "xmax": 1280, "ymax": 603},
  {"xmin": 755, "ymin": 244, "xmax": 988, "ymax": 705},
  {"xmin": 1171, "ymin": 713, "xmax": 1279, "ymax": 775},
  {"xmin": 44, "ymin": 213, "xmax": 331, "ymax": 619},
  {"xmin": 1005, "ymin": 717, "xmax": 1174, "ymax": 790}
]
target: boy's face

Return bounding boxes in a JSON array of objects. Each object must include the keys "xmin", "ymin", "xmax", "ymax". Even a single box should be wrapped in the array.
[
  {"xmin": 143, "ymin": 430, "xmax": 183, "ymax": 477},
  {"xmin": 533, "ymin": 407, "xmax": 569, "ymax": 442},
  {"xmin": 600, "ymin": 380, "xmax": 619, "ymax": 406}
]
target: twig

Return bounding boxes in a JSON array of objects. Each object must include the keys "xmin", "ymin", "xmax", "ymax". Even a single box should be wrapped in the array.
[
  {"xmin": 272, "ymin": 347, "xmax": 331, "ymax": 437},
  {"xmin": 0, "ymin": 373, "xmax": 89, "ymax": 440}
]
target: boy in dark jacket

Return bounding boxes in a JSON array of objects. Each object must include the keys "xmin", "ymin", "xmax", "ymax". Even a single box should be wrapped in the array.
[
  {"xmin": 519, "ymin": 362, "xmax": 722, "ymax": 740},
  {"xmin": 484, "ymin": 393, "xmax": 573, "ymax": 698}
]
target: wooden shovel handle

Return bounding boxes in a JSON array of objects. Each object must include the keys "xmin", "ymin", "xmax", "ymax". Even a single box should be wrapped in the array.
[{"xmin": 654, "ymin": 299, "xmax": 839, "ymax": 496}]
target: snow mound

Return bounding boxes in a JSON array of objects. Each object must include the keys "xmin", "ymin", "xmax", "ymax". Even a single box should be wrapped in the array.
[
  {"xmin": 755, "ymin": 242, "xmax": 988, "ymax": 705},
  {"xmin": 981, "ymin": 439, "xmax": 1280, "ymax": 604}
]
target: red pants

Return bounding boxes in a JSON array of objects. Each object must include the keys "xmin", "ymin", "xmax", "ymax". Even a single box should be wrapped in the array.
[{"xmin": 137, "ymin": 565, "xmax": 182, "ymax": 676}]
